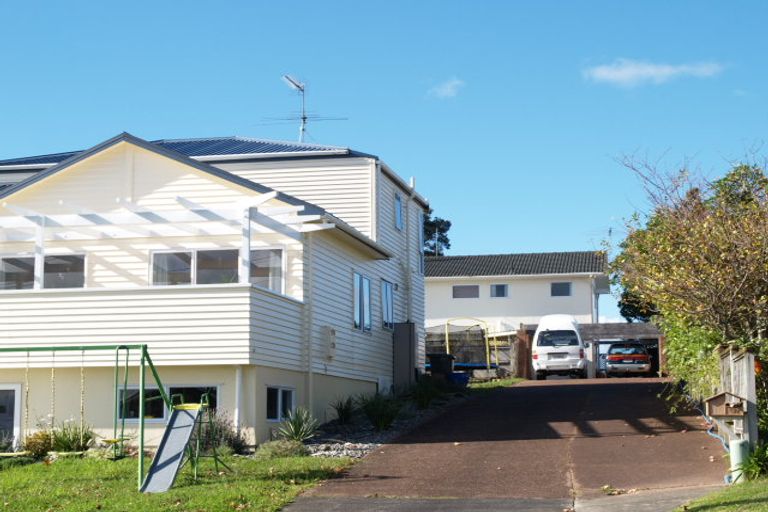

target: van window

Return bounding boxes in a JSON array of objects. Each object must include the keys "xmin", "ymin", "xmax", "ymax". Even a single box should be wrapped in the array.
[{"xmin": 537, "ymin": 330, "xmax": 579, "ymax": 347}]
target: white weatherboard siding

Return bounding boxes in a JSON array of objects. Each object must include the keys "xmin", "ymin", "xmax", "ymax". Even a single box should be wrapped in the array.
[
  {"xmin": 217, "ymin": 157, "xmax": 375, "ymax": 238},
  {"xmin": 425, "ymin": 276, "xmax": 596, "ymax": 331}
]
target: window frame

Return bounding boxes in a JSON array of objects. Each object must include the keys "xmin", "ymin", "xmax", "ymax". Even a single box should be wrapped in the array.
[
  {"xmin": 150, "ymin": 250, "xmax": 195, "ymax": 286},
  {"xmin": 0, "ymin": 253, "xmax": 36, "ymax": 291},
  {"xmin": 551, "ymin": 282, "xmax": 572, "ymax": 297},
  {"xmin": 394, "ymin": 193, "xmax": 404, "ymax": 231},
  {"xmin": 196, "ymin": 249, "xmax": 240, "ymax": 286},
  {"xmin": 490, "ymin": 284, "xmax": 508, "ymax": 298},
  {"xmin": 381, "ymin": 279, "xmax": 395, "ymax": 330},
  {"xmin": 266, "ymin": 385, "xmax": 295, "ymax": 422},
  {"xmin": 42, "ymin": 253, "xmax": 87, "ymax": 289},
  {"xmin": 452, "ymin": 284, "xmax": 480, "ymax": 299},
  {"xmin": 249, "ymin": 246, "xmax": 286, "ymax": 295},
  {"xmin": 117, "ymin": 385, "xmax": 167, "ymax": 424},
  {"xmin": 353, "ymin": 272, "xmax": 372, "ymax": 331}
]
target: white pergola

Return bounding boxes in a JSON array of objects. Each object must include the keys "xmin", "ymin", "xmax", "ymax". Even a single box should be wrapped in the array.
[{"xmin": 0, "ymin": 191, "xmax": 335, "ymax": 289}]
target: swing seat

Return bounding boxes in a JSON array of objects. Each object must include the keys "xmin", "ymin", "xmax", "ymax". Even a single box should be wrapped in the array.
[{"xmin": 102, "ymin": 437, "xmax": 132, "ymax": 445}]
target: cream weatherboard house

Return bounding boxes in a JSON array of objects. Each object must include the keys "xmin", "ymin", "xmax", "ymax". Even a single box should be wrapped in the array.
[
  {"xmin": 0, "ymin": 133, "xmax": 427, "ymax": 447},
  {"xmin": 425, "ymin": 252, "xmax": 609, "ymax": 337}
]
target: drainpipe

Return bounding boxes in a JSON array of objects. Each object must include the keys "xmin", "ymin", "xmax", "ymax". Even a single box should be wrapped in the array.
[
  {"xmin": 234, "ymin": 365, "xmax": 243, "ymax": 433},
  {"xmin": 404, "ymin": 176, "xmax": 417, "ymax": 322},
  {"xmin": 304, "ymin": 233, "xmax": 315, "ymax": 414}
]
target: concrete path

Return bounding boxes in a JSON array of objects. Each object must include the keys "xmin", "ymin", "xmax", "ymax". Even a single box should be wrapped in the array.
[{"xmin": 286, "ymin": 378, "xmax": 727, "ymax": 511}]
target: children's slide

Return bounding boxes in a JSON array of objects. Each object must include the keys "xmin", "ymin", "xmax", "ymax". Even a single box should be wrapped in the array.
[{"xmin": 140, "ymin": 405, "xmax": 201, "ymax": 493}]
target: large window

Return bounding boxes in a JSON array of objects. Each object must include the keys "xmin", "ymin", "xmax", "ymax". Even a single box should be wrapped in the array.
[
  {"xmin": 353, "ymin": 273, "xmax": 372, "ymax": 331},
  {"xmin": 551, "ymin": 282, "xmax": 572, "ymax": 297},
  {"xmin": 381, "ymin": 280, "xmax": 394, "ymax": 330},
  {"xmin": 197, "ymin": 250, "xmax": 238, "ymax": 285},
  {"xmin": 266, "ymin": 386, "xmax": 294, "ymax": 421},
  {"xmin": 394, "ymin": 193, "xmax": 404, "ymax": 230},
  {"xmin": 452, "ymin": 285, "xmax": 479, "ymax": 298},
  {"xmin": 118, "ymin": 388, "xmax": 166, "ymax": 421},
  {"xmin": 0, "ymin": 257, "xmax": 34, "ymax": 290},
  {"xmin": 490, "ymin": 284, "xmax": 508, "ymax": 298},
  {"xmin": 250, "ymin": 249, "xmax": 283, "ymax": 293},
  {"xmin": 153, "ymin": 252, "xmax": 192, "ymax": 286},
  {"xmin": 43, "ymin": 255, "xmax": 85, "ymax": 289},
  {"xmin": 169, "ymin": 386, "xmax": 218, "ymax": 409}
]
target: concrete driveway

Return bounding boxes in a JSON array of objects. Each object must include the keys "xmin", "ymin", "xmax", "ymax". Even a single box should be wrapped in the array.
[{"xmin": 287, "ymin": 378, "xmax": 727, "ymax": 511}]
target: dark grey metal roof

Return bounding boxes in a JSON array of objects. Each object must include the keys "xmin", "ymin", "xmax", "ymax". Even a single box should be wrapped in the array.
[
  {"xmin": 0, "ymin": 136, "xmax": 354, "ymax": 167},
  {"xmin": 425, "ymin": 251, "xmax": 607, "ymax": 277}
]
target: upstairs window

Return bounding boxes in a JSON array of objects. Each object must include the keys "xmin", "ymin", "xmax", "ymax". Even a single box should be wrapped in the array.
[
  {"xmin": 452, "ymin": 285, "xmax": 479, "ymax": 299},
  {"xmin": 381, "ymin": 280, "xmax": 394, "ymax": 330},
  {"xmin": 490, "ymin": 284, "xmax": 508, "ymax": 298},
  {"xmin": 197, "ymin": 250, "xmax": 238, "ymax": 284},
  {"xmin": 353, "ymin": 272, "xmax": 372, "ymax": 331},
  {"xmin": 394, "ymin": 193, "xmax": 404, "ymax": 230},
  {"xmin": 153, "ymin": 252, "xmax": 192, "ymax": 286},
  {"xmin": 250, "ymin": 249, "xmax": 283, "ymax": 293},
  {"xmin": 44, "ymin": 255, "xmax": 85, "ymax": 289},
  {"xmin": 551, "ymin": 282, "xmax": 572, "ymax": 297},
  {"xmin": 0, "ymin": 256, "xmax": 34, "ymax": 290}
]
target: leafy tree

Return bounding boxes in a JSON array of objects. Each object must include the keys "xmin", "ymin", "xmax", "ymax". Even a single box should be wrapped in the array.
[
  {"xmin": 423, "ymin": 209, "xmax": 451, "ymax": 256},
  {"xmin": 618, "ymin": 289, "xmax": 657, "ymax": 323}
]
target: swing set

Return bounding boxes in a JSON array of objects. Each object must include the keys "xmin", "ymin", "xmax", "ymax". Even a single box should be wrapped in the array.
[{"xmin": 0, "ymin": 344, "xmax": 170, "ymax": 490}]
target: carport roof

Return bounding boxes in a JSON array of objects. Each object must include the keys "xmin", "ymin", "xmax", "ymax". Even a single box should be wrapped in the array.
[
  {"xmin": 521, "ymin": 322, "xmax": 662, "ymax": 340},
  {"xmin": 425, "ymin": 251, "xmax": 606, "ymax": 278}
]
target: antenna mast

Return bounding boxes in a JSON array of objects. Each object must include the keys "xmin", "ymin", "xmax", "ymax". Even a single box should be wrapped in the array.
[{"xmin": 282, "ymin": 75, "xmax": 307, "ymax": 142}]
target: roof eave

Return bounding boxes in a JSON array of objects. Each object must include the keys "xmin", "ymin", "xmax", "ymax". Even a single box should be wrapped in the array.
[{"xmin": 425, "ymin": 272, "xmax": 606, "ymax": 280}]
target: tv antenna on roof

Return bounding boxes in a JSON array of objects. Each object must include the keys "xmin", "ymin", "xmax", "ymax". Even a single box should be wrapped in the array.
[{"xmin": 279, "ymin": 75, "xmax": 346, "ymax": 143}]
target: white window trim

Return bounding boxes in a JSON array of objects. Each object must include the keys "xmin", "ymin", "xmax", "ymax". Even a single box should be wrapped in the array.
[
  {"xmin": 0, "ymin": 384, "xmax": 22, "ymax": 450},
  {"xmin": 381, "ymin": 279, "xmax": 394, "ymax": 331},
  {"xmin": 149, "ymin": 248, "xmax": 285, "ymax": 293},
  {"xmin": 353, "ymin": 271, "xmax": 373, "ymax": 332},
  {"xmin": 394, "ymin": 193, "xmax": 404, "ymax": 231},
  {"xmin": 490, "ymin": 284, "xmax": 508, "ymax": 298},
  {"xmin": 0, "ymin": 253, "xmax": 35, "ymax": 292},
  {"xmin": 250, "ymin": 246, "xmax": 286, "ymax": 296},
  {"xmin": 42, "ymin": 253, "xmax": 88, "ymax": 290},
  {"xmin": 117, "ymin": 385, "xmax": 167, "ymax": 424},
  {"xmin": 265, "ymin": 385, "xmax": 295, "ymax": 422}
]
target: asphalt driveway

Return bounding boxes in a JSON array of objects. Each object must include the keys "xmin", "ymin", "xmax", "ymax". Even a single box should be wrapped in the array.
[{"xmin": 287, "ymin": 378, "xmax": 727, "ymax": 511}]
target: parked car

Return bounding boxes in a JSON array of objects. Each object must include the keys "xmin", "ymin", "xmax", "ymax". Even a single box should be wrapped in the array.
[
  {"xmin": 605, "ymin": 343, "xmax": 652, "ymax": 377},
  {"xmin": 532, "ymin": 314, "xmax": 587, "ymax": 380}
]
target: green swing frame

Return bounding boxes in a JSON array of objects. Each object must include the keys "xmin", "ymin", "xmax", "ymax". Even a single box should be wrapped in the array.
[{"xmin": 0, "ymin": 344, "xmax": 171, "ymax": 491}]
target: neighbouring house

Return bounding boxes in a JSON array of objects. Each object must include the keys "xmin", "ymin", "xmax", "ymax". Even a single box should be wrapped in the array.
[
  {"xmin": 425, "ymin": 251, "xmax": 610, "ymax": 337},
  {"xmin": 0, "ymin": 132, "xmax": 428, "ymax": 447}
]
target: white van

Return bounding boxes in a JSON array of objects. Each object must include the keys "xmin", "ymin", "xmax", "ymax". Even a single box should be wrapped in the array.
[{"xmin": 531, "ymin": 314, "xmax": 587, "ymax": 380}]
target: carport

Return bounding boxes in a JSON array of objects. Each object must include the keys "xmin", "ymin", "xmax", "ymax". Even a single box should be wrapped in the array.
[{"xmin": 515, "ymin": 322, "xmax": 664, "ymax": 378}]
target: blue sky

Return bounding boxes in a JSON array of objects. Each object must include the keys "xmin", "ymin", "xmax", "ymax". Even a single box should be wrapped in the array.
[{"xmin": 1, "ymin": 1, "xmax": 766, "ymax": 320}]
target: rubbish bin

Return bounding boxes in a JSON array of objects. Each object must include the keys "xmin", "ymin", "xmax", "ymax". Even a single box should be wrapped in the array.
[{"xmin": 427, "ymin": 353, "xmax": 455, "ymax": 376}]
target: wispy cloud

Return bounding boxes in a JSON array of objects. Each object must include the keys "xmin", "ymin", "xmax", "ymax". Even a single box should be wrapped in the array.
[
  {"xmin": 583, "ymin": 59, "xmax": 723, "ymax": 87},
  {"xmin": 428, "ymin": 77, "xmax": 465, "ymax": 98}
]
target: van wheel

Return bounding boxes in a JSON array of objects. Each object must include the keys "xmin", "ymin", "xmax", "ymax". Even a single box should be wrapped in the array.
[
  {"xmin": 579, "ymin": 370, "xmax": 588, "ymax": 379},
  {"xmin": 535, "ymin": 371, "xmax": 546, "ymax": 380}
]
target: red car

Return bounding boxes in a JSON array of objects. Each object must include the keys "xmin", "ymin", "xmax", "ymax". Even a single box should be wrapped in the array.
[{"xmin": 605, "ymin": 343, "xmax": 652, "ymax": 377}]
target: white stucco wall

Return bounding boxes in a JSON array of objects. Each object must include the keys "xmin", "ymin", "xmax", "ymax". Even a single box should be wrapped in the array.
[{"xmin": 425, "ymin": 275, "xmax": 597, "ymax": 332}]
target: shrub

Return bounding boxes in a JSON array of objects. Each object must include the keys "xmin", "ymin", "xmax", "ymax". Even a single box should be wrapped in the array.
[
  {"xmin": 255, "ymin": 439, "xmax": 308, "ymax": 459},
  {"xmin": 51, "ymin": 422, "xmax": 94, "ymax": 452},
  {"xmin": 0, "ymin": 431, "xmax": 14, "ymax": 452},
  {"xmin": 358, "ymin": 393, "xmax": 401, "ymax": 431},
  {"xmin": 276, "ymin": 407, "xmax": 319, "ymax": 443},
  {"xmin": 330, "ymin": 397, "xmax": 355, "ymax": 425},
  {"xmin": 0, "ymin": 456, "xmax": 35, "ymax": 471},
  {"xmin": 740, "ymin": 443, "xmax": 768, "ymax": 481},
  {"xmin": 24, "ymin": 430, "xmax": 52, "ymax": 459},
  {"xmin": 190, "ymin": 410, "xmax": 250, "ymax": 455},
  {"xmin": 411, "ymin": 377, "xmax": 444, "ymax": 410}
]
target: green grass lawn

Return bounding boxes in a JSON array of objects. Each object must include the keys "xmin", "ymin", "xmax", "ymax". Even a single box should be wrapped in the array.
[
  {"xmin": 679, "ymin": 479, "xmax": 768, "ymax": 511},
  {"xmin": 0, "ymin": 455, "xmax": 351, "ymax": 512},
  {"xmin": 468, "ymin": 376, "xmax": 524, "ymax": 392}
]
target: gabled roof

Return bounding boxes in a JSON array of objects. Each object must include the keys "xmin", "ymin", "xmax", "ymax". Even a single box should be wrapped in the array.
[
  {"xmin": 425, "ymin": 251, "xmax": 607, "ymax": 278},
  {"xmin": 0, "ymin": 132, "xmax": 392, "ymax": 259},
  {"xmin": 0, "ymin": 136, "xmax": 364, "ymax": 168}
]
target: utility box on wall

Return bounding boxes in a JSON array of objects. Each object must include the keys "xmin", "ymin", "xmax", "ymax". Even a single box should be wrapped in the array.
[
  {"xmin": 323, "ymin": 325, "xmax": 337, "ymax": 360},
  {"xmin": 393, "ymin": 322, "xmax": 417, "ymax": 389}
]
